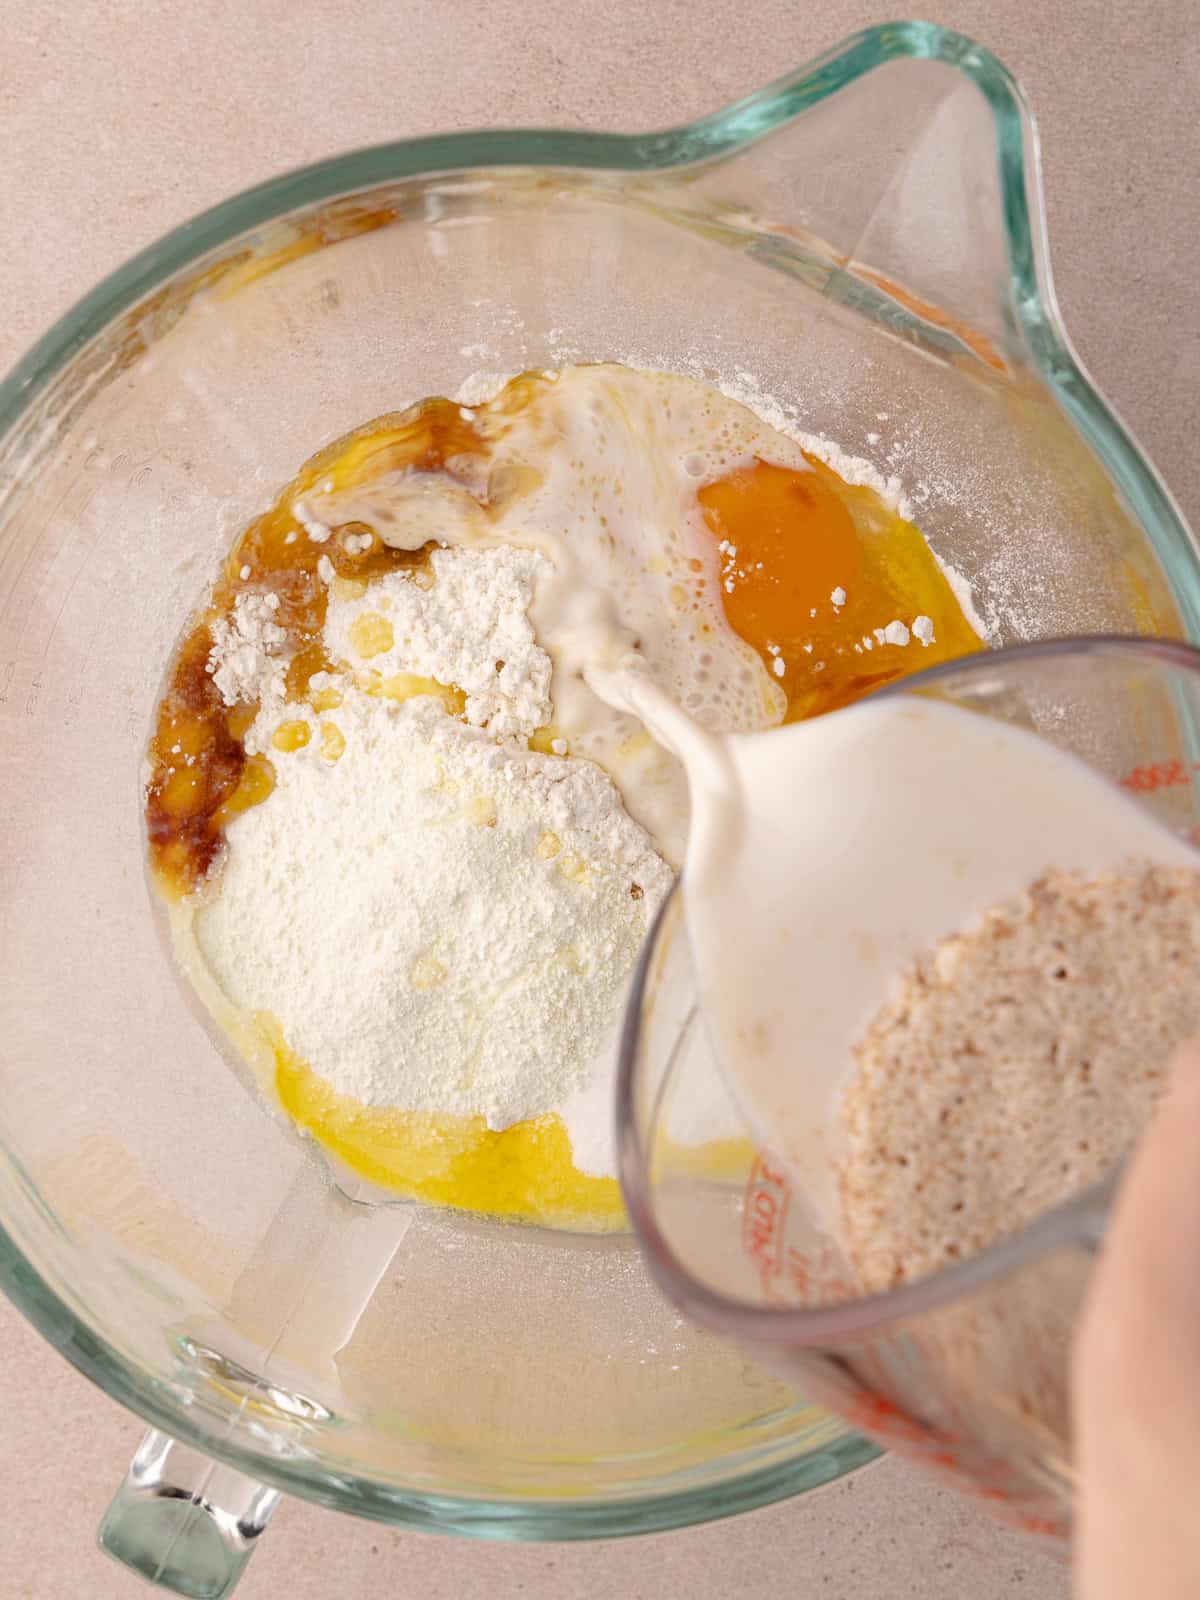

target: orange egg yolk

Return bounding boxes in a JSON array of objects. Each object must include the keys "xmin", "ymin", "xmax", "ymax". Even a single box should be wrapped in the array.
[{"xmin": 699, "ymin": 454, "xmax": 983, "ymax": 719}]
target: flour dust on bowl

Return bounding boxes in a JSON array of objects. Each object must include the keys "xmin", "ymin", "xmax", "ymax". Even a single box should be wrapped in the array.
[
  {"xmin": 0, "ymin": 20, "xmax": 1196, "ymax": 1599},
  {"xmin": 619, "ymin": 638, "xmax": 1200, "ymax": 1543}
]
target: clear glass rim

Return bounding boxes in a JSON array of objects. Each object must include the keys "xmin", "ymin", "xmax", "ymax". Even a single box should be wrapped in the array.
[
  {"xmin": 0, "ymin": 1211, "xmax": 882, "ymax": 1534},
  {"xmin": 1, "ymin": 21, "xmax": 1196, "ymax": 642},
  {"xmin": 617, "ymin": 635, "xmax": 1200, "ymax": 1350},
  {"xmin": 0, "ymin": 19, "xmax": 1195, "ymax": 1536}
]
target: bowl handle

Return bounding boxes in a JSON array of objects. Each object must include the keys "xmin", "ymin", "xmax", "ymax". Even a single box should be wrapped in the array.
[
  {"xmin": 94, "ymin": 1160, "xmax": 411, "ymax": 1593},
  {"xmin": 98, "ymin": 1427, "xmax": 279, "ymax": 1598}
]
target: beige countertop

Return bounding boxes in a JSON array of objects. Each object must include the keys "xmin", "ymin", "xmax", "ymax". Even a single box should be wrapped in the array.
[{"xmin": 2, "ymin": 2, "xmax": 1195, "ymax": 1596}]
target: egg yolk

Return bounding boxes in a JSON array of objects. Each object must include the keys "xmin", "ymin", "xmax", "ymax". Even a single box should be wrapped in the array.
[
  {"xmin": 701, "ymin": 459, "xmax": 862, "ymax": 646},
  {"xmin": 699, "ymin": 454, "xmax": 983, "ymax": 719}
]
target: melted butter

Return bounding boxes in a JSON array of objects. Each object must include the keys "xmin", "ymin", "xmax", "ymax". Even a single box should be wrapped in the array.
[
  {"xmin": 528, "ymin": 723, "xmax": 568, "ymax": 755},
  {"xmin": 366, "ymin": 670, "xmax": 466, "ymax": 716},
  {"xmin": 266, "ymin": 1020, "xmax": 627, "ymax": 1231},
  {"xmin": 266, "ymin": 1017, "xmax": 751, "ymax": 1230}
]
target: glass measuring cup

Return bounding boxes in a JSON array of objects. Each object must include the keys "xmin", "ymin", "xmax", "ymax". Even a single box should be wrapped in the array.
[{"xmin": 617, "ymin": 637, "xmax": 1200, "ymax": 1541}]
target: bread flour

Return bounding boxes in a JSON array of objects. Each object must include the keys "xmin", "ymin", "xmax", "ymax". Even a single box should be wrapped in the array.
[
  {"xmin": 834, "ymin": 861, "xmax": 1200, "ymax": 1450},
  {"xmin": 839, "ymin": 862, "xmax": 1200, "ymax": 1291}
]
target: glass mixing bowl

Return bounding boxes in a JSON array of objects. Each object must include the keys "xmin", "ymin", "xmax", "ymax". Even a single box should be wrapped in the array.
[{"xmin": 0, "ymin": 20, "xmax": 1196, "ymax": 1599}]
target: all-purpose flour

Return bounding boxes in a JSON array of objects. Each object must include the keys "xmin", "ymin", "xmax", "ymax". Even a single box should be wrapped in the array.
[{"xmin": 195, "ymin": 690, "xmax": 672, "ymax": 1129}]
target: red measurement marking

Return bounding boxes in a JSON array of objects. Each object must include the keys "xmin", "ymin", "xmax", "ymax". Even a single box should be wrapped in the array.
[
  {"xmin": 1119, "ymin": 758, "xmax": 1196, "ymax": 794},
  {"xmin": 1016, "ymin": 1514, "xmax": 1061, "ymax": 1538},
  {"xmin": 846, "ymin": 1391, "xmax": 902, "ymax": 1425},
  {"xmin": 741, "ymin": 1152, "xmax": 791, "ymax": 1295},
  {"xmin": 784, "ymin": 1245, "xmax": 810, "ymax": 1296}
]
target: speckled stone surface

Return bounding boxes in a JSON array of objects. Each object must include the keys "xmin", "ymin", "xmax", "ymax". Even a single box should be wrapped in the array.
[{"xmin": 2, "ymin": 2, "xmax": 1195, "ymax": 1595}]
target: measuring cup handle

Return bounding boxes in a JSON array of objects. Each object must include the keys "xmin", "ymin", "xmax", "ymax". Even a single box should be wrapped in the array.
[{"xmin": 98, "ymin": 1428, "xmax": 279, "ymax": 1599}]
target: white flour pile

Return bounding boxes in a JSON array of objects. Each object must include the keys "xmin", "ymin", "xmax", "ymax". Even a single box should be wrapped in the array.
[
  {"xmin": 323, "ymin": 546, "xmax": 553, "ymax": 741},
  {"xmin": 192, "ymin": 535, "xmax": 672, "ymax": 1159},
  {"xmin": 207, "ymin": 592, "xmax": 289, "ymax": 705},
  {"xmin": 195, "ymin": 691, "xmax": 671, "ymax": 1128}
]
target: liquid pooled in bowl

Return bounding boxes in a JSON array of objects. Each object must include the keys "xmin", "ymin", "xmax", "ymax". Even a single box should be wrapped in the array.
[{"xmin": 144, "ymin": 363, "xmax": 983, "ymax": 1229}]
